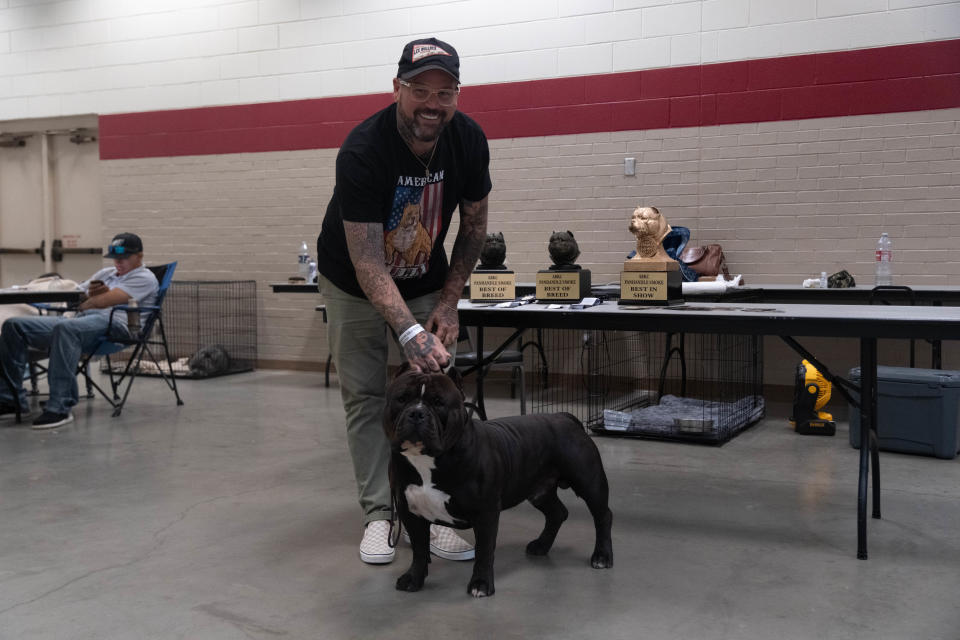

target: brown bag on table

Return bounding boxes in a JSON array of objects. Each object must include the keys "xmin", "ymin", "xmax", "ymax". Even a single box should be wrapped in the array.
[{"xmin": 680, "ymin": 244, "xmax": 730, "ymax": 280}]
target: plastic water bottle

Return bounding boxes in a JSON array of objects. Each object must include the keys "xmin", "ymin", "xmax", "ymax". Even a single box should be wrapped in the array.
[
  {"xmin": 126, "ymin": 298, "xmax": 140, "ymax": 335},
  {"xmin": 875, "ymin": 233, "xmax": 892, "ymax": 286},
  {"xmin": 820, "ymin": 271, "xmax": 828, "ymax": 289},
  {"xmin": 298, "ymin": 241, "xmax": 311, "ymax": 280}
]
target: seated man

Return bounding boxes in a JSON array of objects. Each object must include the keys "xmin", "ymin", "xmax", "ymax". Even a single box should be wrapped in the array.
[{"xmin": 0, "ymin": 232, "xmax": 159, "ymax": 429}]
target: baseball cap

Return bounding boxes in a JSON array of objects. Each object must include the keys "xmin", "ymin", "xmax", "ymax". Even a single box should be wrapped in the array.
[
  {"xmin": 104, "ymin": 232, "xmax": 143, "ymax": 258},
  {"xmin": 397, "ymin": 37, "xmax": 460, "ymax": 82}
]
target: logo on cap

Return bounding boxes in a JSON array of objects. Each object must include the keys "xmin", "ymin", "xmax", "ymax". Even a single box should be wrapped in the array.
[{"xmin": 412, "ymin": 43, "xmax": 451, "ymax": 62}]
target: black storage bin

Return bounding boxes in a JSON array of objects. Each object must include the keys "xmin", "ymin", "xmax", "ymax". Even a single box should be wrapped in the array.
[{"xmin": 849, "ymin": 366, "xmax": 960, "ymax": 460}]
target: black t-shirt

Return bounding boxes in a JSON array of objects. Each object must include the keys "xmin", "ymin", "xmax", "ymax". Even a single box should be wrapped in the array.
[{"xmin": 317, "ymin": 103, "xmax": 492, "ymax": 299}]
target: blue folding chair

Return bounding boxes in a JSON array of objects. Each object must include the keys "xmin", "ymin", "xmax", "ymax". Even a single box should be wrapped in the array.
[{"xmin": 78, "ymin": 262, "xmax": 185, "ymax": 416}]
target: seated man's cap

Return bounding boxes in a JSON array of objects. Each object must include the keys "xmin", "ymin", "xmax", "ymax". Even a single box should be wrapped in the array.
[
  {"xmin": 397, "ymin": 37, "xmax": 459, "ymax": 82},
  {"xmin": 104, "ymin": 232, "xmax": 144, "ymax": 258}
]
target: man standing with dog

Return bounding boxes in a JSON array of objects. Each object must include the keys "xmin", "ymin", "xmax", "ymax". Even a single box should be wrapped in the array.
[{"xmin": 315, "ymin": 37, "xmax": 490, "ymax": 564}]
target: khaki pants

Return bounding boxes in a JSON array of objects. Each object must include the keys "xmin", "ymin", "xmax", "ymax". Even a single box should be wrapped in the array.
[{"xmin": 319, "ymin": 275, "xmax": 456, "ymax": 525}]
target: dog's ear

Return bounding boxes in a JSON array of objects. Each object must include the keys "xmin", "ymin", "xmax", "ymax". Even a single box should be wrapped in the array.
[
  {"xmin": 394, "ymin": 361, "xmax": 414, "ymax": 379},
  {"xmin": 446, "ymin": 365, "xmax": 465, "ymax": 398}
]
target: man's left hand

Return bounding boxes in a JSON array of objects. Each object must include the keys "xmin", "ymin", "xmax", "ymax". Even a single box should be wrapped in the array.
[{"xmin": 425, "ymin": 301, "xmax": 458, "ymax": 347}]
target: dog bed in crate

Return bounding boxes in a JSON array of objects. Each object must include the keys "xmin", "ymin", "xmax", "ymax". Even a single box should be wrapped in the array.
[{"xmin": 594, "ymin": 394, "xmax": 765, "ymax": 444}]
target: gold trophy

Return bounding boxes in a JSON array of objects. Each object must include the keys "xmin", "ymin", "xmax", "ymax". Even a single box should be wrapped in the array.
[{"xmin": 620, "ymin": 206, "xmax": 683, "ymax": 305}]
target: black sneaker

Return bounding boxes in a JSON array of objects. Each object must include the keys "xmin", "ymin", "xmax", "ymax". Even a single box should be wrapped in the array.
[{"xmin": 31, "ymin": 411, "xmax": 73, "ymax": 430}]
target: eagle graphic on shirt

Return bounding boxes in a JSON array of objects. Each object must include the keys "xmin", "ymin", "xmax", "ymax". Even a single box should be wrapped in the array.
[{"xmin": 384, "ymin": 173, "xmax": 443, "ymax": 279}]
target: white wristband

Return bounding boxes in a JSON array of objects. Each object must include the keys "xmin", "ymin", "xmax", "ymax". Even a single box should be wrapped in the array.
[{"xmin": 398, "ymin": 323, "xmax": 425, "ymax": 347}]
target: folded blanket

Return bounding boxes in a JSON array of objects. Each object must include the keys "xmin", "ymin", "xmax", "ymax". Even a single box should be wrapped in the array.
[{"xmin": 605, "ymin": 393, "xmax": 765, "ymax": 438}]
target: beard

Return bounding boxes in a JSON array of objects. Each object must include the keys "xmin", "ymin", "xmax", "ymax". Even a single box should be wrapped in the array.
[{"xmin": 397, "ymin": 105, "xmax": 448, "ymax": 146}]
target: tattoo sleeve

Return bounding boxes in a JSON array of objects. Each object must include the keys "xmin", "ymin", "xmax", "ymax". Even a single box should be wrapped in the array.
[
  {"xmin": 439, "ymin": 195, "xmax": 489, "ymax": 306},
  {"xmin": 343, "ymin": 220, "xmax": 417, "ymax": 332}
]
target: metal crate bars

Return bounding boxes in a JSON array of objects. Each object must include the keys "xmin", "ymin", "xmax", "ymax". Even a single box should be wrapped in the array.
[
  {"xmin": 102, "ymin": 280, "xmax": 257, "ymax": 379},
  {"xmin": 526, "ymin": 329, "xmax": 764, "ymax": 444}
]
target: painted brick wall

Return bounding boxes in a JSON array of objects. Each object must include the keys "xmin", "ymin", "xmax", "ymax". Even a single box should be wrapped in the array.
[
  {"xmin": 9, "ymin": 2, "xmax": 960, "ymax": 385},
  {"xmin": 102, "ymin": 106, "xmax": 960, "ymax": 382},
  {"xmin": 101, "ymin": 149, "xmax": 337, "ymax": 367}
]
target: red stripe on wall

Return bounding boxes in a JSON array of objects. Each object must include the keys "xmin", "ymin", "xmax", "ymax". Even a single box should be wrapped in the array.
[{"xmin": 99, "ymin": 39, "xmax": 960, "ymax": 160}]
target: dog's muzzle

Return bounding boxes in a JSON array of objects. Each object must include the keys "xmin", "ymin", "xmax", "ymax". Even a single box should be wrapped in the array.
[{"xmin": 395, "ymin": 397, "xmax": 442, "ymax": 453}]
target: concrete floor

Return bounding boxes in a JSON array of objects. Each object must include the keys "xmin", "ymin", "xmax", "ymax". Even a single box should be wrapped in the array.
[{"xmin": 1, "ymin": 369, "xmax": 958, "ymax": 640}]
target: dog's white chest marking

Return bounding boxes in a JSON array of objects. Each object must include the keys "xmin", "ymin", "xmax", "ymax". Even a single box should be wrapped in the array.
[{"xmin": 401, "ymin": 450, "xmax": 458, "ymax": 524}]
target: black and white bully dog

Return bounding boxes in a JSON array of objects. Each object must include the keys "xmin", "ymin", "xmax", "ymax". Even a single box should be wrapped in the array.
[{"xmin": 383, "ymin": 364, "xmax": 613, "ymax": 597}]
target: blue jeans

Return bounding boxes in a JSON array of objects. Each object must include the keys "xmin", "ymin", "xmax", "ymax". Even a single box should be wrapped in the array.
[{"xmin": 0, "ymin": 314, "xmax": 120, "ymax": 414}]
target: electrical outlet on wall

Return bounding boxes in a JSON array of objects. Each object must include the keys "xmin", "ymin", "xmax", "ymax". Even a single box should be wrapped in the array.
[{"xmin": 624, "ymin": 157, "xmax": 636, "ymax": 176}]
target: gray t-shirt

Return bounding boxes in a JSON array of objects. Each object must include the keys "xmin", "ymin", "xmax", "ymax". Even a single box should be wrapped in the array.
[{"xmin": 78, "ymin": 265, "xmax": 159, "ymax": 327}]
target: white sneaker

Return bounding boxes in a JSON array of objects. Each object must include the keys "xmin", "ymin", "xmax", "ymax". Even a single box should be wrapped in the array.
[
  {"xmin": 403, "ymin": 524, "xmax": 475, "ymax": 561},
  {"xmin": 359, "ymin": 520, "xmax": 395, "ymax": 564}
]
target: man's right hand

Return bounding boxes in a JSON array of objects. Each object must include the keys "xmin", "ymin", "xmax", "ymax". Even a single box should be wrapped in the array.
[
  {"xmin": 87, "ymin": 282, "xmax": 109, "ymax": 298},
  {"xmin": 402, "ymin": 330, "xmax": 451, "ymax": 373}
]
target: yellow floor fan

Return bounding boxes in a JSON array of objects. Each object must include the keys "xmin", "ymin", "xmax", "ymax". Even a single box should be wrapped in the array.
[{"xmin": 790, "ymin": 359, "xmax": 837, "ymax": 436}]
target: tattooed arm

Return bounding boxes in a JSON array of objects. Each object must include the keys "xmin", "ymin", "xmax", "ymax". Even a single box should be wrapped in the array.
[
  {"xmin": 343, "ymin": 220, "xmax": 450, "ymax": 371},
  {"xmin": 424, "ymin": 195, "xmax": 488, "ymax": 347}
]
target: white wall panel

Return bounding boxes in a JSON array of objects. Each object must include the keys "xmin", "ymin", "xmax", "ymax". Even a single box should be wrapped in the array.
[
  {"xmin": 561, "ymin": 0, "xmax": 614, "ymax": 17},
  {"xmin": 748, "ymin": 0, "xmax": 816, "ymax": 26},
  {"xmin": 584, "ymin": 9, "xmax": 644, "ymax": 43},
  {"xmin": 702, "ymin": 0, "xmax": 749, "ymax": 30},
  {"xmin": 0, "ymin": 52, "xmax": 22, "ymax": 77},
  {"xmin": 411, "ymin": 0, "xmax": 558, "ymax": 34},
  {"xmin": 258, "ymin": 0, "xmax": 301, "ymax": 24},
  {"xmin": 219, "ymin": 51, "xmax": 259, "ymax": 79},
  {"xmin": 558, "ymin": 42, "xmax": 613, "ymax": 76},
  {"xmin": 278, "ymin": 66, "xmax": 364, "ymax": 99},
  {"xmin": 219, "ymin": 1, "xmax": 258, "ymax": 29},
  {"xmin": 613, "ymin": 36, "xmax": 671, "ymax": 71},
  {"xmin": 11, "ymin": 22, "xmax": 75, "ymax": 51},
  {"xmin": 615, "ymin": 0, "xmax": 673, "ymax": 9},
  {"xmin": 715, "ymin": 23, "xmax": 785, "ymax": 61},
  {"xmin": 201, "ymin": 77, "xmax": 241, "ymax": 104},
  {"xmin": 670, "ymin": 32, "xmax": 701, "ymax": 65},
  {"xmin": 926, "ymin": 2, "xmax": 960, "ymax": 37},
  {"xmin": 300, "ymin": 0, "xmax": 344, "ymax": 20},
  {"xmin": 817, "ymin": 0, "xmax": 886, "ymax": 19},
  {"xmin": 469, "ymin": 49, "xmax": 558, "ymax": 85},
  {"xmin": 74, "ymin": 18, "xmax": 109, "ymax": 46},
  {"xmin": 642, "ymin": 2, "xmax": 701, "ymax": 37},
  {"xmin": 239, "ymin": 24, "xmax": 278, "ymax": 52},
  {"xmin": 890, "ymin": 0, "xmax": 959, "ymax": 7},
  {"xmin": 360, "ymin": 7, "xmax": 410, "ymax": 39},
  {"xmin": 278, "ymin": 15, "xmax": 363, "ymax": 47},
  {"xmin": 259, "ymin": 42, "xmax": 343, "ymax": 75},
  {"xmin": 108, "ymin": 8, "xmax": 220, "ymax": 43},
  {"xmin": 237, "ymin": 74, "xmax": 278, "ymax": 102},
  {"xmin": 0, "ymin": 1, "xmax": 956, "ymax": 118}
]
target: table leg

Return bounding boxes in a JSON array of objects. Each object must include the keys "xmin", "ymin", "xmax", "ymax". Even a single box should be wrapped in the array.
[{"xmin": 857, "ymin": 337, "xmax": 878, "ymax": 560}]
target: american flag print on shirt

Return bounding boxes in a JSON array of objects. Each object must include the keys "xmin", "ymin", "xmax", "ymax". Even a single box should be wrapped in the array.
[{"xmin": 384, "ymin": 171, "xmax": 444, "ymax": 279}]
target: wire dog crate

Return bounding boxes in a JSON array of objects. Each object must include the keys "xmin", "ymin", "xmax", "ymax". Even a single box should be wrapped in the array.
[
  {"xmin": 526, "ymin": 329, "xmax": 764, "ymax": 444},
  {"xmin": 103, "ymin": 280, "xmax": 257, "ymax": 379}
]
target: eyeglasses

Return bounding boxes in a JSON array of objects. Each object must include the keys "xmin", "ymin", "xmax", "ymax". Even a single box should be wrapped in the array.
[{"xmin": 398, "ymin": 79, "xmax": 460, "ymax": 106}]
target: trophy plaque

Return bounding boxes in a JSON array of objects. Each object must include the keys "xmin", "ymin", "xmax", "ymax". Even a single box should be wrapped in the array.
[
  {"xmin": 536, "ymin": 231, "xmax": 591, "ymax": 302},
  {"xmin": 470, "ymin": 232, "xmax": 516, "ymax": 302},
  {"xmin": 620, "ymin": 206, "xmax": 683, "ymax": 305}
]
